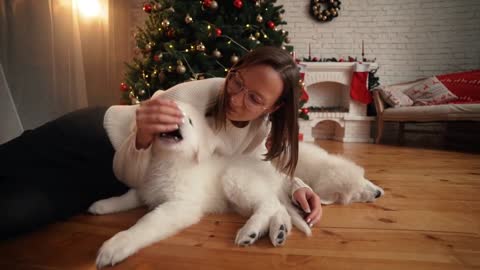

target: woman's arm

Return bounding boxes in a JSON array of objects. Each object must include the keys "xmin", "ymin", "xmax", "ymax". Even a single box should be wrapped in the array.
[{"xmin": 113, "ymin": 131, "xmax": 152, "ymax": 188}]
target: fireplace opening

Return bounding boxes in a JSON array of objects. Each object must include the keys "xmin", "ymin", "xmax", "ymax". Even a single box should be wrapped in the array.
[{"xmin": 305, "ymin": 81, "xmax": 349, "ymax": 113}]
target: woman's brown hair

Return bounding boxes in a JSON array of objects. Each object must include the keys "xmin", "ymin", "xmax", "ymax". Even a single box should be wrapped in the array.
[{"xmin": 208, "ymin": 46, "xmax": 300, "ymax": 178}]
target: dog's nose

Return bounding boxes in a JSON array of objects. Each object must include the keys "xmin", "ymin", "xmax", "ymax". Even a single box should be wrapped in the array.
[{"xmin": 375, "ymin": 190, "xmax": 382, "ymax": 198}]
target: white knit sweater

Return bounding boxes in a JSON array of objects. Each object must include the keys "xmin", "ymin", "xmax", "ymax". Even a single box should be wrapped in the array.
[{"xmin": 103, "ymin": 78, "xmax": 310, "ymax": 198}]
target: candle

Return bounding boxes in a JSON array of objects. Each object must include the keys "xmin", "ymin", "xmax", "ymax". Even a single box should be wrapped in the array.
[
  {"xmin": 362, "ymin": 40, "xmax": 365, "ymax": 61},
  {"xmin": 309, "ymin": 43, "xmax": 311, "ymax": 59}
]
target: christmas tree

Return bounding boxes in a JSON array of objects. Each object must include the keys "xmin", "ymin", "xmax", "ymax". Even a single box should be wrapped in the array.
[{"xmin": 120, "ymin": 0, "xmax": 293, "ymax": 105}]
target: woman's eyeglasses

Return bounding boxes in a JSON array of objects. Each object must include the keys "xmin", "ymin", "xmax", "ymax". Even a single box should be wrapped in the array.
[{"xmin": 226, "ymin": 71, "xmax": 268, "ymax": 113}]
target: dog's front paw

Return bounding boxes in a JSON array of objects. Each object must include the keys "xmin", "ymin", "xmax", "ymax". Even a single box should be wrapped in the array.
[
  {"xmin": 269, "ymin": 210, "xmax": 292, "ymax": 247},
  {"xmin": 96, "ymin": 231, "xmax": 137, "ymax": 268},
  {"xmin": 88, "ymin": 199, "xmax": 115, "ymax": 215},
  {"xmin": 235, "ymin": 227, "xmax": 259, "ymax": 247}
]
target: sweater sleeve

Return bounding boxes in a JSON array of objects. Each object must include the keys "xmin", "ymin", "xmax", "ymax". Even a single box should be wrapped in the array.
[
  {"xmin": 112, "ymin": 129, "xmax": 152, "ymax": 189},
  {"xmin": 290, "ymin": 177, "xmax": 313, "ymax": 202}
]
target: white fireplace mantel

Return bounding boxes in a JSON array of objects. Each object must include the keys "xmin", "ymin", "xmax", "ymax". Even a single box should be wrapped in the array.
[{"xmin": 298, "ymin": 62, "xmax": 377, "ymax": 143}]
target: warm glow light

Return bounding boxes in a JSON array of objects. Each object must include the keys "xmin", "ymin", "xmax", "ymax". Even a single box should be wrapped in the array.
[{"xmin": 75, "ymin": 0, "xmax": 102, "ymax": 18}]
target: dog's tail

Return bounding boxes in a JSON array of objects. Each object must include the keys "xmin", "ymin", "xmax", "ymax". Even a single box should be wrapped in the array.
[{"xmin": 281, "ymin": 194, "xmax": 312, "ymax": 236}]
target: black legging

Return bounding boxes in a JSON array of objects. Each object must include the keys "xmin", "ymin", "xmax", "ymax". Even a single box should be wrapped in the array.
[{"xmin": 0, "ymin": 107, "xmax": 128, "ymax": 240}]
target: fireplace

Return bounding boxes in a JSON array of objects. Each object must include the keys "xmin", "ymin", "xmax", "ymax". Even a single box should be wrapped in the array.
[{"xmin": 299, "ymin": 62, "xmax": 377, "ymax": 143}]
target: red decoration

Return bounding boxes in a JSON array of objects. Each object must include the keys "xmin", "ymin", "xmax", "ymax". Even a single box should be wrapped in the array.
[
  {"xmin": 143, "ymin": 3, "xmax": 152, "ymax": 13},
  {"xmin": 215, "ymin": 28, "xmax": 222, "ymax": 37},
  {"xmin": 267, "ymin": 21, "xmax": 275, "ymax": 29},
  {"xmin": 298, "ymin": 133, "xmax": 304, "ymax": 141},
  {"xmin": 233, "ymin": 0, "xmax": 243, "ymax": 9},
  {"xmin": 300, "ymin": 88, "xmax": 309, "ymax": 102},
  {"xmin": 312, "ymin": 57, "xmax": 318, "ymax": 62},
  {"xmin": 339, "ymin": 58, "xmax": 345, "ymax": 62},
  {"xmin": 120, "ymin": 82, "xmax": 128, "ymax": 92},
  {"xmin": 166, "ymin": 29, "xmax": 175, "ymax": 38},
  {"xmin": 203, "ymin": 0, "xmax": 212, "ymax": 8},
  {"xmin": 301, "ymin": 107, "xmax": 309, "ymax": 114}
]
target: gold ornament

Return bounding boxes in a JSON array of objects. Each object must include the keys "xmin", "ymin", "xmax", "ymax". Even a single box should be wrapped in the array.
[
  {"xmin": 196, "ymin": 42, "xmax": 206, "ymax": 52},
  {"xmin": 255, "ymin": 32, "xmax": 261, "ymax": 38},
  {"xmin": 128, "ymin": 91, "xmax": 135, "ymax": 99},
  {"xmin": 210, "ymin": 0, "xmax": 218, "ymax": 10},
  {"xmin": 161, "ymin": 19, "xmax": 170, "ymax": 28},
  {"xmin": 185, "ymin": 14, "xmax": 193, "ymax": 24},
  {"xmin": 230, "ymin": 54, "xmax": 239, "ymax": 65},
  {"xmin": 176, "ymin": 63, "xmax": 186, "ymax": 74},
  {"xmin": 145, "ymin": 43, "xmax": 152, "ymax": 52},
  {"xmin": 255, "ymin": 1, "xmax": 261, "ymax": 7},
  {"xmin": 139, "ymin": 90, "xmax": 146, "ymax": 96},
  {"xmin": 212, "ymin": 49, "xmax": 222, "ymax": 58},
  {"xmin": 256, "ymin": 14, "xmax": 263, "ymax": 23},
  {"xmin": 153, "ymin": 3, "xmax": 162, "ymax": 11},
  {"xmin": 158, "ymin": 71, "xmax": 166, "ymax": 82}
]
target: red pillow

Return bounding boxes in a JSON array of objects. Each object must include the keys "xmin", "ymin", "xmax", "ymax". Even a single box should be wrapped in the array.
[{"xmin": 436, "ymin": 70, "xmax": 480, "ymax": 102}]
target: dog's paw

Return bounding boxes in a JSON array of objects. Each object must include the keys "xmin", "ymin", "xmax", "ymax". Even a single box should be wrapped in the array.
[
  {"xmin": 88, "ymin": 199, "xmax": 116, "ymax": 215},
  {"xmin": 269, "ymin": 210, "xmax": 292, "ymax": 247},
  {"xmin": 96, "ymin": 231, "xmax": 137, "ymax": 268},
  {"xmin": 234, "ymin": 227, "xmax": 259, "ymax": 247}
]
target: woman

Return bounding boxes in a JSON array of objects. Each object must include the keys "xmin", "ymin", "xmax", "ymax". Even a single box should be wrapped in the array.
[{"xmin": 0, "ymin": 46, "xmax": 321, "ymax": 240}]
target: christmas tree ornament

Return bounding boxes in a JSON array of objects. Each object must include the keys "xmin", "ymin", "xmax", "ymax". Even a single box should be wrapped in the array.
[
  {"xmin": 185, "ymin": 14, "xmax": 193, "ymax": 24},
  {"xmin": 267, "ymin": 21, "xmax": 275, "ymax": 29},
  {"xmin": 158, "ymin": 71, "xmax": 166, "ymax": 82},
  {"xmin": 256, "ymin": 14, "xmax": 263, "ymax": 23},
  {"xmin": 143, "ymin": 3, "xmax": 152, "ymax": 13},
  {"xmin": 161, "ymin": 19, "xmax": 170, "ymax": 28},
  {"xmin": 230, "ymin": 54, "xmax": 239, "ymax": 64},
  {"xmin": 215, "ymin": 28, "xmax": 222, "ymax": 37},
  {"xmin": 145, "ymin": 43, "xmax": 152, "ymax": 52},
  {"xmin": 176, "ymin": 61, "xmax": 186, "ymax": 74},
  {"xmin": 255, "ymin": 32, "xmax": 261, "ymax": 38},
  {"xmin": 284, "ymin": 37, "xmax": 290, "ymax": 43},
  {"xmin": 248, "ymin": 34, "xmax": 256, "ymax": 41},
  {"xmin": 210, "ymin": 0, "xmax": 218, "ymax": 10},
  {"xmin": 255, "ymin": 1, "xmax": 261, "ymax": 7},
  {"xmin": 153, "ymin": 3, "xmax": 163, "ymax": 11},
  {"xmin": 153, "ymin": 52, "xmax": 163, "ymax": 62},
  {"xmin": 167, "ymin": 65, "xmax": 174, "ymax": 72},
  {"xmin": 212, "ymin": 49, "xmax": 222, "ymax": 58},
  {"xmin": 166, "ymin": 28, "xmax": 175, "ymax": 38},
  {"xmin": 233, "ymin": 0, "xmax": 243, "ymax": 9},
  {"xmin": 120, "ymin": 82, "xmax": 128, "ymax": 92},
  {"xmin": 281, "ymin": 29, "xmax": 287, "ymax": 36},
  {"xmin": 196, "ymin": 42, "xmax": 206, "ymax": 52},
  {"xmin": 139, "ymin": 89, "xmax": 146, "ymax": 96},
  {"xmin": 203, "ymin": 0, "xmax": 212, "ymax": 8}
]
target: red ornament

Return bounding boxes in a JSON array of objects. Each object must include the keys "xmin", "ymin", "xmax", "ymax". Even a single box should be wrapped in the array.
[
  {"xmin": 215, "ymin": 28, "xmax": 222, "ymax": 37},
  {"xmin": 233, "ymin": 0, "xmax": 243, "ymax": 9},
  {"xmin": 312, "ymin": 57, "xmax": 318, "ymax": 62},
  {"xmin": 339, "ymin": 58, "xmax": 345, "ymax": 62},
  {"xmin": 203, "ymin": 0, "xmax": 212, "ymax": 8},
  {"xmin": 120, "ymin": 82, "xmax": 128, "ymax": 92},
  {"xmin": 267, "ymin": 21, "xmax": 275, "ymax": 29},
  {"xmin": 143, "ymin": 3, "xmax": 152, "ymax": 13},
  {"xmin": 301, "ymin": 108, "xmax": 309, "ymax": 114},
  {"xmin": 166, "ymin": 29, "xmax": 175, "ymax": 38}
]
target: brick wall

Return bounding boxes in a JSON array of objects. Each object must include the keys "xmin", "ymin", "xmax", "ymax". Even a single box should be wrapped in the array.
[{"xmin": 131, "ymin": 0, "xmax": 480, "ymax": 85}]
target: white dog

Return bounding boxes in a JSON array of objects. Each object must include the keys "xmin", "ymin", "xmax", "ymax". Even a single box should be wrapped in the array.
[
  {"xmin": 89, "ymin": 102, "xmax": 311, "ymax": 268},
  {"xmin": 295, "ymin": 142, "xmax": 384, "ymax": 205}
]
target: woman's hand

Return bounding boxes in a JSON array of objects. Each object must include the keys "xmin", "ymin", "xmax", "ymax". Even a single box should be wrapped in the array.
[
  {"xmin": 292, "ymin": 187, "xmax": 323, "ymax": 227},
  {"xmin": 135, "ymin": 98, "xmax": 184, "ymax": 149}
]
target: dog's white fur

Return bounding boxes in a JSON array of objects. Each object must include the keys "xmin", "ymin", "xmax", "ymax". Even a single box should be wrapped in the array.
[
  {"xmin": 89, "ymin": 102, "xmax": 310, "ymax": 268},
  {"xmin": 295, "ymin": 142, "xmax": 384, "ymax": 205}
]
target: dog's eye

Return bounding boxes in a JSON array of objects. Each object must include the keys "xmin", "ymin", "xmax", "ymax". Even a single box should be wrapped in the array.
[{"xmin": 189, "ymin": 118, "xmax": 193, "ymax": 126}]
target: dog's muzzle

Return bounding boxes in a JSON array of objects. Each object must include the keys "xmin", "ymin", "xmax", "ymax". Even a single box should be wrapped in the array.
[{"xmin": 158, "ymin": 128, "xmax": 183, "ymax": 142}]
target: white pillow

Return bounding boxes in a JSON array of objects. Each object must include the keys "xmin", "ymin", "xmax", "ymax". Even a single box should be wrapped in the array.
[{"xmin": 403, "ymin": 77, "xmax": 458, "ymax": 106}]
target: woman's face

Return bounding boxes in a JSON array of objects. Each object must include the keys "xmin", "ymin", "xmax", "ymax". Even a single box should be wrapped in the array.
[{"xmin": 225, "ymin": 64, "xmax": 284, "ymax": 122}]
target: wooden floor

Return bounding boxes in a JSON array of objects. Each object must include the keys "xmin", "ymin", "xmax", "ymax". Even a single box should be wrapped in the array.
[{"xmin": 1, "ymin": 140, "xmax": 479, "ymax": 270}]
